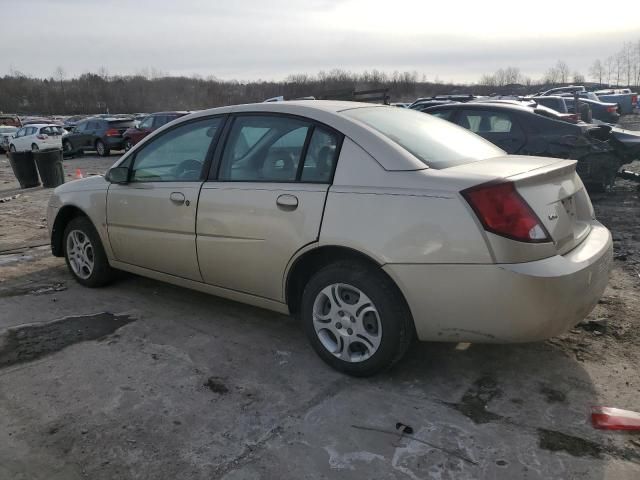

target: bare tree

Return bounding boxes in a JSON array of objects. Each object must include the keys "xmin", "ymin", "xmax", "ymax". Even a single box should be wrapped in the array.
[
  {"xmin": 589, "ymin": 59, "xmax": 605, "ymax": 85},
  {"xmin": 572, "ymin": 71, "xmax": 585, "ymax": 83},
  {"xmin": 556, "ymin": 60, "xmax": 570, "ymax": 83}
]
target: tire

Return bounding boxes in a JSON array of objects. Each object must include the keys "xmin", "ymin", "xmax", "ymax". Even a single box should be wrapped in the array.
[
  {"xmin": 31, "ymin": 143, "xmax": 39, "ymax": 152},
  {"xmin": 124, "ymin": 138, "xmax": 133, "ymax": 151},
  {"xmin": 95, "ymin": 140, "xmax": 109, "ymax": 157},
  {"xmin": 63, "ymin": 216, "xmax": 115, "ymax": 287},
  {"xmin": 63, "ymin": 140, "xmax": 73, "ymax": 155},
  {"xmin": 301, "ymin": 261, "xmax": 414, "ymax": 376},
  {"xmin": 9, "ymin": 144, "xmax": 16, "ymax": 152}
]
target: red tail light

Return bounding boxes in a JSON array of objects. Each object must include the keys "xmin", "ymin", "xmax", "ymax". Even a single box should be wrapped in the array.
[
  {"xmin": 632, "ymin": 94, "xmax": 637, "ymax": 106},
  {"xmin": 105, "ymin": 128, "xmax": 120, "ymax": 137},
  {"xmin": 606, "ymin": 106, "xmax": 618, "ymax": 113},
  {"xmin": 462, "ymin": 181, "xmax": 550, "ymax": 243},
  {"xmin": 36, "ymin": 134, "xmax": 48, "ymax": 140}
]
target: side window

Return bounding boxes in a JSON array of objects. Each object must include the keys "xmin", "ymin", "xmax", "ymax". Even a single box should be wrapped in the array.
[
  {"xmin": 15, "ymin": 128, "xmax": 24, "ymax": 138},
  {"xmin": 458, "ymin": 110, "xmax": 514, "ymax": 133},
  {"xmin": 301, "ymin": 128, "xmax": 339, "ymax": 183},
  {"xmin": 131, "ymin": 117, "xmax": 221, "ymax": 182},
  {"xmin": 139, "ymin": 116, "xmax": 154, "ymax": 129},
  {"xmin": 219, "ymin": 116, "xmax": 311, "ymax": 182},
  {"xmin": 75, "ymin": 122, "xmax": 86, "ymax": 132},
  {"xmin": 26, "ymin": 127, "xmax": 36, "ymax": 136},
  {"xmin": 40, "ymin": 127, "xmax": 51, "ymax": 135}
]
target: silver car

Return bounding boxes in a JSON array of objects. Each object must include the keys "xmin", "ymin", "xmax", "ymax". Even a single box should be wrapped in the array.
[{"xmin": 47, "ymin": 101, "xmax": 613, "ymax": 376}]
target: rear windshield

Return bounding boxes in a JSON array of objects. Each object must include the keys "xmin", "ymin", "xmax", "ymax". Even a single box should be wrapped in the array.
[
  {"xmin": 108, "ymin": 120, "xmax": 135, "ymax": 128},
  {"xmin": 342, "ymin": 106, "xmax": 504, "ymax": 169}
]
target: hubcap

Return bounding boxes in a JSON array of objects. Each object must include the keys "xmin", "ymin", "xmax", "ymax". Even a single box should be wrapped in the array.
[
  {"xmin": 97, "ymin": 143, "xmax": 104, "ymax": 155},
  {"xmin": 66, "ymin": 230, "xmax": 95, "ymax": 279},
  {"xmin": 312, "ymin": 283, "xmax": 382, "ymax": 363}
]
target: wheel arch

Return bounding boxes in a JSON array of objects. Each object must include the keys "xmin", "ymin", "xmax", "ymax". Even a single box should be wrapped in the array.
[
  {"xmin": 51, "ymin": 205, "xmax": 90, "ymax": 257},
  {"xmin": 284, "ymin": 245, "xmax": 410, "ymax": 318}
]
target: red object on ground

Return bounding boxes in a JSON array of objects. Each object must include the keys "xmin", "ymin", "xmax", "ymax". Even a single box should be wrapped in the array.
[{"xmin": 591, "ymin": 406, "xmax": 640, "ymax": 430}]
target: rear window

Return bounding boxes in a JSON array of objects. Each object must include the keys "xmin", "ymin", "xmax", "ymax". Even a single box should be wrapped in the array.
[
  {"xmin": 342, "ymin": 106, "xmax": 504, "ymax": 169},
  {"xmin": 108, "ymin": 120, "xmax": 135, "ymax": 128}
]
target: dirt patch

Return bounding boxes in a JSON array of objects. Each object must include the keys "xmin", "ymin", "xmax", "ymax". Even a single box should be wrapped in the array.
[
  {"xmin": 539, "ymin": 385, "xmax": 567, "ymax": 404},
  {"xmin": 447, "ymin": 376, "xmax": 503, "ymax": 424},
  {"xmin": 204, "ymin": 376, "xmax": 230, "ymax": 394},
  {"xmin": 537, "ymin": 428, "xmax": 603, "ymax": 458},
  {"xmin": 0, "ymin": 312, "xmax": 136, "ymax": 368}
]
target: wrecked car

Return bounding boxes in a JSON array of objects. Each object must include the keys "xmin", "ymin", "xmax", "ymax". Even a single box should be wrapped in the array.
[
  {"xmin": 48, "ymin": 102, "xmax": 612, "ymax": 376},
  {"xmin": 421, "ymin": 101, "xmax": 640, "ymax": 190}
]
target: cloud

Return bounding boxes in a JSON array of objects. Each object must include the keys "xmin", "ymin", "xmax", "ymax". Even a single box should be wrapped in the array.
[{"xmin": 5, "ymin": 0, "xmax": 640, "ymax": 82}]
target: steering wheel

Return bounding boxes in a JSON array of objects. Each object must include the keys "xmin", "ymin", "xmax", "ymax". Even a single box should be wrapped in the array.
[{"xmin": 173, "ymin": 159, "xmax": 203, "ymax": 180}]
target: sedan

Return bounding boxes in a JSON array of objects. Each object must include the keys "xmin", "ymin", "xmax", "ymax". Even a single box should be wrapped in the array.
[{"xmin": 47, "ymin": 102, "xmax": 612, "ymax": 376}]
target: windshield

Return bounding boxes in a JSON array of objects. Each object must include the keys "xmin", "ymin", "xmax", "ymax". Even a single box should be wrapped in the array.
[{"xmin": 342, "ymin": 106, "xmax": 504, "ymax": 169}]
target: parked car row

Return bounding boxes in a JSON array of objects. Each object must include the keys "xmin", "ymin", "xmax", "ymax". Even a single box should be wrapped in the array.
[{"xmin": 417, "ymin": 99, "xmax": 640, "ymax": 190}]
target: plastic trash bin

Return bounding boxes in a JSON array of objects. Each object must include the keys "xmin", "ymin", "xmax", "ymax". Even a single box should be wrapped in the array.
[
  {"xmin": 34, "ymin": 149, "xmax": 65, "ymax": 188},
  {"xmin": 8, "ymin": 151, "xmax": 40, "ymax": 188}
]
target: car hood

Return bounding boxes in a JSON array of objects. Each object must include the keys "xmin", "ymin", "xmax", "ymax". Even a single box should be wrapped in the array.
[{"xmin": 54, "ymin": 175, "xmax": 108, "ymax": 194}]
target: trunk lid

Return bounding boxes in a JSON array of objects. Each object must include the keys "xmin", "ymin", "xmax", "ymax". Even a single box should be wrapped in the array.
[{"xmin": 450, "ymin": 155, "xmax": 594, "ymax": 259}]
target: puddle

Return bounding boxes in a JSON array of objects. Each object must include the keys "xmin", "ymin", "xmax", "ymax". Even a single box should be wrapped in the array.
[
  {"xmin": 0, "ymin": 312, "xmax": 136, "ymax": 368},
  {"xmin": 204, "ymin": 376, "xmax": 229, "ymax": 394},
  {"xmin": 447, "ymin": 376, "xmax": 503, "ymax": 424}
]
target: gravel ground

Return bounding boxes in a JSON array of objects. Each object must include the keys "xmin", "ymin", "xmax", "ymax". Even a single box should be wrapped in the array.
[{"xmin": 1, "ymin": 119, "xmax": 639, "ymax": 479}]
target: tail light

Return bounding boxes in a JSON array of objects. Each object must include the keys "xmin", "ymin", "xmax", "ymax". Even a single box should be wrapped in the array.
[
  {"xmin": 606, "ymin": 106, "xmax": 618, "ymax": 113},
  {"xmin": 632, "ymin": 94, "xmax": 637, "ymax": 106},
  {"xmin": 462, "ymin": 181, "xmax": 550, "ymax": 243},
  {"xmin": 105, "ymin": 128, "xmax": 120, "ymax": 137},
  {"xmin": 566, "ymin": 113, "xmax": 580, "ymax": 123},
  {"xmin": 36, "ymin": 134, "xmax": 48, "ymax": 140}
]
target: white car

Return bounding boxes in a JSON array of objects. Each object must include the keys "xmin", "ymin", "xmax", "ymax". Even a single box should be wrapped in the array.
[
  {"xmin": 9, "ymin": 124, "xmax": 64, "ymax": 152},
  {"xmin": 47, "ymin": 101, "xmax": 613, "ymax": 376}
]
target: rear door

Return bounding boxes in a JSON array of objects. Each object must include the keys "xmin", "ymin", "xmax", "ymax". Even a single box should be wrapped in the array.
[
  {"xmin": 456, "ymin": 109, "xmax": 526, "ymax": 153},
  {"xmin": 197, "ymin": 114, "xmax": 342, "ymax": 301},
  {"xmin": 106, "ymin": 116, "xmax": 224, "ymax": 280}
]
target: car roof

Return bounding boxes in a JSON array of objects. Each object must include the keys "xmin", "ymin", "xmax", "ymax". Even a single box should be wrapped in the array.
[
  {"xmin": 150, "ymin": 111, "xmax": 189, "ymax": 115},
  {"xmin": 424, "ymin": 102, "xmax": 534, "ymax": 113},
  {"xmin": 23, "ymin": 123, "xmax": 61, "ymax": 128}
]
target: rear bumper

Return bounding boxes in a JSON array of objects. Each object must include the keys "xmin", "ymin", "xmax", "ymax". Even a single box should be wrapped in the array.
[
  {"xmin": 104, "ymin": 137, "xmax": 125, "ymax": 150},
  {"xmin": 384, "ymin": 222, "xmax": 613, "ymax": 343}
]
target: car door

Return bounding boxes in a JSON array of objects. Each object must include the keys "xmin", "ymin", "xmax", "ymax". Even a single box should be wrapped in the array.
[
  {"xmin": 456, "ymin": 109, "xmax": 526, "ymax": 153},
  {"xmin": 11, "ymin": 128, "xmax": 25, "ymax": 150},
  {"xmin": 197, "ymin": 114, "xmax": 342, "ymax": 301},
  {"xmin": 84, "ymin": 120, "xmax": 102, "ymax": 148},
  {"xmin": 106, "ymin": 116, "xmax": 223, "ymax": 280},
  {"xmin": 68, "ymin": 120, "xmax": 88, "ymax": 149}
]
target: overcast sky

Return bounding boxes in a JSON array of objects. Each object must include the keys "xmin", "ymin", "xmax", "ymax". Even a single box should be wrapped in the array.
[{"xmin": 6, "ymin": 0, "xmax": 640, "ymax": 82}]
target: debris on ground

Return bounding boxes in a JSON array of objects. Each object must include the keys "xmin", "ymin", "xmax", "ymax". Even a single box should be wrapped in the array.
[{"xmin": 591, "ymin": 406, "xmax": 640, "ymax": 430}]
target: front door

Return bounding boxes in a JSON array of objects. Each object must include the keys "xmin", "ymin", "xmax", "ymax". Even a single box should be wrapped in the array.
[
  {"xmin": 197, "ymin": 114, "xmax": 342, "ymax": 301},
  {"xmin": 107, "ymin": 116, "xmax": 223, "ymax": 280}
]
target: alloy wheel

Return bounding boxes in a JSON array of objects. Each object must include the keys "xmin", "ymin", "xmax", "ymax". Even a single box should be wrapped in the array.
[
  {"xmin": 312, "ymin": 283, "xmax": 382, "ymax": 362},
  {"xmin": 66, "ymin": 230, "xmax": 95, "ymax": 279}
]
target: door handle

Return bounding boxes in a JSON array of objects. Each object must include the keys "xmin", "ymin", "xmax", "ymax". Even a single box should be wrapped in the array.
[
  {"xmin": 169, "ymin": 192, "xmax": 186, "ymax": 205},
  {"xmin": 276, "ymin": 194, "xmax": 298, "ymax": 209}
]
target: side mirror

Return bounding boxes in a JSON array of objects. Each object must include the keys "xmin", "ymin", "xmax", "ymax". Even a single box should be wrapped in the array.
[{"xmin": 106, "ymin": 166, "xmax": 129, "ymax": 184}]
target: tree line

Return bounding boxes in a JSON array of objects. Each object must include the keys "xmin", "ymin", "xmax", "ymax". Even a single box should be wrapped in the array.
[{"xmin": 1, "ymin": 38, "xmax": 638, "ymax": 115}]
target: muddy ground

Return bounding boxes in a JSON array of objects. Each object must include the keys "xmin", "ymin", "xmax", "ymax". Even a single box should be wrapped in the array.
[{"xmin": 1, "ymin": 122, "xmax": 640, "ymax": 479}]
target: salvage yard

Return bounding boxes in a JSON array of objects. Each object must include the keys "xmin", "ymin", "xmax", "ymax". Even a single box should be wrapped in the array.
[{"xmin": 1, "ymin": 119, "xmax": 640, "ymax": 479}]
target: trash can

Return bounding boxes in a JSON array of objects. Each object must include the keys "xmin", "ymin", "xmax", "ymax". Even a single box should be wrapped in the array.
[
  {"xmin": 33, "ymin": 149, "xmax": 65, "ymax": 188},
  {"xmin": 8, "ymin": 151, "xmax": 40, "ymax": 188}
]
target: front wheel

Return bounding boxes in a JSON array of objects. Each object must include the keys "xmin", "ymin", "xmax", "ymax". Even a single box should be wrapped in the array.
[
  {"xmin": 301, "ymin": 261, "xmax": 414, "ymax": 376},
  {"xmin": 63, "ymin": 216, "xmax": 115, "ymax": 287},
  {"xmin": 31, "ymin": 143, "xmax": 39, "ymax": 152}
]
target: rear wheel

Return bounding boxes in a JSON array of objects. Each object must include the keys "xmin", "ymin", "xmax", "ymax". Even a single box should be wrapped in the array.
[
  {"xmin": 63, "ymin": 216, "xmax": 115, "ymax": 287},
  {"xmin": 301, "ymin": 261, "xmax": 414, "ymax": 376},
  {"xmin": 124, "ymin": 138, "xmax": 133, "ymax": 151},
  {"xmin": 96, "ymin": 140, "xmax": 109, "ymax": 157}
]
